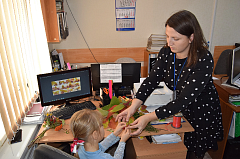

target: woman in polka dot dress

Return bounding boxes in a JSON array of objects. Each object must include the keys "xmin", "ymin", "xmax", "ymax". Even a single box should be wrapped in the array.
[{"xmin": 116, "ymin": 10, "xmax": 223, "ymax": 159}]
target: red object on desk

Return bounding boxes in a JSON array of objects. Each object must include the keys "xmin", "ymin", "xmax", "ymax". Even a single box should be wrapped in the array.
[
  {"xmin": 109, "ymin": 80, "xmax": 113, "ymax": 99},
  {"xmin": 172, "ymin": 116, "xmax": 182, "ymax": 128},
  {"xmin": 27, "ymin": 103, "xmax": 43, "ymax": 116}
]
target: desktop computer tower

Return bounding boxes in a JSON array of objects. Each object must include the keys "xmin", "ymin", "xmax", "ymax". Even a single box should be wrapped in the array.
[{"xmin": 223, "ymin": 136, "xmax": 240, "ymax": 159}]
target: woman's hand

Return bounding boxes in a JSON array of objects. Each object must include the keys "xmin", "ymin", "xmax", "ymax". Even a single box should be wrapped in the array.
[
  {"xmin": 115, "ymin": 98, "xmax": 143, "ymax": 123},
  {"xmin": 115, "ymin": 106, "xmax": 136, "ymax": 123},
  {"xmin": 113, "ymin": 122, "xmax": 126, "ymax": 137},
  {"xmin": 127, "ymin": 112, "xmax": 158, "ymax": 136}
]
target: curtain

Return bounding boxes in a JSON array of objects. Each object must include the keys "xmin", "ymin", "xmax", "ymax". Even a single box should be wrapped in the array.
[{"xmin": 0, "ymin": 0, "xmax": 52, "ymax": 143}]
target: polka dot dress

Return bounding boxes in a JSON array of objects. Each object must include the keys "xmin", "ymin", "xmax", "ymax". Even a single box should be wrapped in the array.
[{"xmin": 136, "ymin": 47, "xmax": 223, "ymax": 158}]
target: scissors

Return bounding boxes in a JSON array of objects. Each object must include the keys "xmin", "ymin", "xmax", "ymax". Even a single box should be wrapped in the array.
[{"xmin": 103, "ymin": 88, "xmax": 109, "ymax": 95}]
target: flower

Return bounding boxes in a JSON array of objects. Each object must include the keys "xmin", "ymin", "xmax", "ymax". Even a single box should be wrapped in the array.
[
  {"xmin": 28, "ymin": 113, "xmax": 66, "ymax": 149},
  {"xmin": 43, "ymin": 112, "xmax": 65, "ymax": 129}
]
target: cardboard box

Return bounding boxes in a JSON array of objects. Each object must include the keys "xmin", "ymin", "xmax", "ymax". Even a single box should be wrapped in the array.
[{"xmin": 125, "ymin": 137, "xmax": 187, "ymax": 159}]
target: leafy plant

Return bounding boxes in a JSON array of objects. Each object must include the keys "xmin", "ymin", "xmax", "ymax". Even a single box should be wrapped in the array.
[
  {"xmin": 97, "ymin": 96, "xmax": 134, "ymax": 129},
  {"xmin": 98, "ymin": 96, "xmax": 159, "ymax": 133}
]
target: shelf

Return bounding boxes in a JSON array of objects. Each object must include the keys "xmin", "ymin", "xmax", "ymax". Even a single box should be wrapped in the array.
[{"xmin": 40, "ymin": 0, "xmax": 65, "ymax": 42}]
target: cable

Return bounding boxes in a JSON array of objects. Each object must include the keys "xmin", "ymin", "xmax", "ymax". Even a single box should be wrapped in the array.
[
  {"xmin": 220, "ymin": 75, "xmax": 228, "ymax": 84},
  {"xmin": 65, "ymin": 0, "xmax": 99, "ymax": 64}
]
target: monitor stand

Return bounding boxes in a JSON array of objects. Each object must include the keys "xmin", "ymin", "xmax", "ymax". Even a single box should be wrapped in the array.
[
  {"xmin": 65, "ymin": 101, "xmax": 72, "ymax": 107},
  {"xmin": 57, "ymin": 101, "xmax": 72, "ymax": 108}
]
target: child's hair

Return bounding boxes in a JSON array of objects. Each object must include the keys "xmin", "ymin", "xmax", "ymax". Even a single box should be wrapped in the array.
[{"xmin": 70, "ymin": 109, "xmax": 103, "ymax": 141}]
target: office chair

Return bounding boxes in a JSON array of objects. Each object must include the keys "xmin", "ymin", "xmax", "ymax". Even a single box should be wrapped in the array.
[
  {"xmin": 114, "ymin": 57, "xmax": 136, "ymax": 63},
  {"xmin": 33, "ymin": 144, "xmax": 77, "ymax": 159},
  {"xmin": 214, "ymin": 49, "xmax": 232, "ymax": 75}
]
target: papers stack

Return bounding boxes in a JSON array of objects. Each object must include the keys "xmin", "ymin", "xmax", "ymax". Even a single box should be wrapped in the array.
[
  {"xmin": 229, "ymin": 95, "xmax": 240, "ymax": 106},
  {"xmin": 22, "ymin": 115, "xmax": 45, "ymax": 125},
  {"xmin": 151, "ymin": 133, "xmax": 182, "ymax": 144},
  {"xmin": 23, "ymin": 104, "xmax": 52, "ymax": 125},
  {"xmin": 147, "ymin": 34, "xmax": 166, "ymax": 52}
]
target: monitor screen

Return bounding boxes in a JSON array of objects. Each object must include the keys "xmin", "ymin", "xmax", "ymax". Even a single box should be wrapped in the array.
[
  {"xmin": 225, "ymin": 46, "xmax": 240, "ymax": 87},
  {"xmin": 37, "ymin": 67, "xmax": 92, "ymax": 106},
  {"xmin": 230, "ymin": 46, "xmax": 240, "ymax": 84},
  {"xmin": 91, "ymin": 63, "xmax": 141, "ymax": 93}
]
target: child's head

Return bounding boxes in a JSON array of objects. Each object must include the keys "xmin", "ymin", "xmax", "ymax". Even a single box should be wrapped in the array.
[{"xmin": 70, "ymin": 109, "xmax": 103, "ymax": 141}]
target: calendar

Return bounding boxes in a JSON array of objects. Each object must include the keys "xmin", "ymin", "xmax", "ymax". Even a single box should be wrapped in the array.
[{"xmin": 115, "ymin": 0, "xmax": 136, "ymax": 31}]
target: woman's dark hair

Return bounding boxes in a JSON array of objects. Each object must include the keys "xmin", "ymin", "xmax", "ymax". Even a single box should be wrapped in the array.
[{"xmin": 165, "ymin": 10, "xmax": 208, "ymax": 67}]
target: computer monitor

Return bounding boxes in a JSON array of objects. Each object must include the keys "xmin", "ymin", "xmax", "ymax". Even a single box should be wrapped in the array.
[
  {"xmin": 91, "ymin": 63, "xmax": 141, "ymax": 95},
  {"xmin": 226, "ymin": 46, "xmax": 240, "ymax": 87},
  {"xmin": 37, "ymin": 67, "xmax": 92, "ymax": 106}
]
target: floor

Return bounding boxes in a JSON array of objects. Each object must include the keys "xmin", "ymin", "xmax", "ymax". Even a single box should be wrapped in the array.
[{"xmin": 203, "ymin": 152, "xmax": 212, "ymax": 159}]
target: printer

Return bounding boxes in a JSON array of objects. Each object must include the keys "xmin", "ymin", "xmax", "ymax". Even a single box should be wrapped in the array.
[{"xmin": 133, "ymin": 78, "xmax": 173, "ymax": 107}]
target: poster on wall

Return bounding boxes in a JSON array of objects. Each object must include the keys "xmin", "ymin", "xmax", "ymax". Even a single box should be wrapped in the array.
[{"xmin": 115, "ymin": 0, "xmax": 136, "ymax": 31}]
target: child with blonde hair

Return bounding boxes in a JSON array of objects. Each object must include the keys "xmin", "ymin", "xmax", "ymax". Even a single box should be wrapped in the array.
[{"xmin": 70, "ymin": 109, "xmax": 131, "ymax": 159}]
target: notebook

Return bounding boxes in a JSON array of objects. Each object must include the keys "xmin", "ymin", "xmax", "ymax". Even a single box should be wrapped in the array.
[{"xmin": 26, "ymin": 102, "xmax": 44, "ymax": 116}]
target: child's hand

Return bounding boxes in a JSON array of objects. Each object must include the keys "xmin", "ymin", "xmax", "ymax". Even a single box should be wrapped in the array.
[
  {"xmin": 120, "ymin": 128, "xmax": 131, "ymax": 143},
  {"xmin": 113, "ymin": 122, "xmax": 126, "ymax": 137}
]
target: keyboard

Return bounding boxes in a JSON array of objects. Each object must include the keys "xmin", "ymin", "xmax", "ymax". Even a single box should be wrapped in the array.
[{"xmin": 51, "ymin": 101, "xmax": 96, "ymax": 119}]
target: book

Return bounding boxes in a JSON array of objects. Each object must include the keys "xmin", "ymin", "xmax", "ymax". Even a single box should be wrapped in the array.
[
  {"xmin": 26, "ymin": 102, "xmax": 44, "ymax": 117},
  {"xmin": 230, "ymin": 101, "xmax": 240, "ymax": 106}
]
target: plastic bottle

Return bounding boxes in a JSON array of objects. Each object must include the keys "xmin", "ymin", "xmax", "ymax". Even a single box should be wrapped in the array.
[{"xmin": 54, "ymin": 60, "xmax": 60, "ymax": 72}]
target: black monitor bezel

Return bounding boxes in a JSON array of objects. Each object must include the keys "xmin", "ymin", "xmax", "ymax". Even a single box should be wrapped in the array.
[
  {"xmin": 37, "ymin": 67, "xmax": 92, "ymax": 106},
  {"xmin": 91, "ymin": 63, "xmax": 141, "ymax": 91},
  {"xmin": 230, "ymin": 46, "xmax": 240, "ymax": 85}
]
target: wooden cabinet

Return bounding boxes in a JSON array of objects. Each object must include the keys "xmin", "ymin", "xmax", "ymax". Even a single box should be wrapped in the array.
[
  {"xmin": 40, "ymin": 0, "xmax": 61, "ymax": 42},
  {"xmin": 143, "ymin": 49, "xmax": 158, "ymax": 77},
  {"xmin": 209, "ymin": 79, "xmax": 240, "ymax": 159},
  {"xmin": 125, "ymin": 117, "xmax": 194, "ymax": 159}
]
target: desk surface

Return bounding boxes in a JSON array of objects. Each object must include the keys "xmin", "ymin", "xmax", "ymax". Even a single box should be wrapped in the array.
[
  {"xmin": 37, "ymin": 101, "xmax": 194, "ymax": 143},
  {"xmin": 214, "ymin": 78, "xmax": 240, "ymax": 112},
  {"xmin": 214, "ymin": 78, "xmax": 240, "ymax": 95}
]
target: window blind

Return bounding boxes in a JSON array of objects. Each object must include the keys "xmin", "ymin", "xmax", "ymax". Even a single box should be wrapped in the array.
[{"xmin": 0, "ymin": 0, "xmax": 52, "ymax": 144}]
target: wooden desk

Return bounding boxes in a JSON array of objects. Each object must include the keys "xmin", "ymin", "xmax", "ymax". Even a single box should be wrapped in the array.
[
  {"xmin": 208, "ymin": 79, "xmax": 240, "ymax": 159},
  {"xmin": 37, "ymin": 101, "xmax": 100, "ymax": 143},
  {"xmin": 124, "ymin": 119, "xmax": 194, "ymax": 159},
  {"xmin": 37, "ymin": 101, "xmax": 194, "ymax": 158}
]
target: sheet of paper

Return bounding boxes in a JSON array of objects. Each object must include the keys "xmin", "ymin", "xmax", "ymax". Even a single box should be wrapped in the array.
[
  {"xmin": 116, "ymin": 9, "xmax": 135, "ymax": 18},
  {"xmin": 100, "ymin": 64, "xmax": 122, "ymax": 83},
  {"xmin": 115, "ymin": 0, "xmax": 136, "ymax": 8}
]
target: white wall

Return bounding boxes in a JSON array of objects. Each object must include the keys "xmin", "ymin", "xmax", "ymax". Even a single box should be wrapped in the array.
[
  {"xmin": 211, "ymin": 0, "xmax": 240, "ymax": 50},
  {"xmin": 49, "ymin": 0, "xmax": 240, "ymax": 55}
]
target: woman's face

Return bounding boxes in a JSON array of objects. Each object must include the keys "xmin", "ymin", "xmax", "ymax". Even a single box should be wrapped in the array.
[{"xmin": 165, "ymin": 25, "xmax": 193, "ymax": 59}]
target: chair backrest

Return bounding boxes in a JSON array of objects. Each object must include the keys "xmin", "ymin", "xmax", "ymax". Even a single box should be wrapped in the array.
[
  {"xmin": 33, "ymin": 144, "xmax": 77, "ymax": 159},
  {"xmin": 214, "ymin": 49, "xmax": 232, "ymax": 75},
  {"xmin": 114, "ymin": 57, "xmax": 136, "ymax": 63}
]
